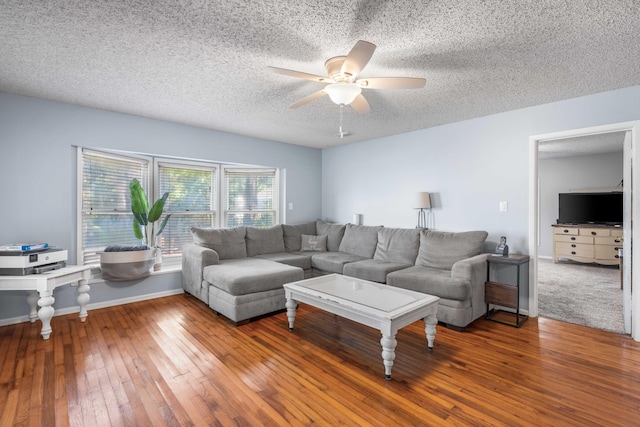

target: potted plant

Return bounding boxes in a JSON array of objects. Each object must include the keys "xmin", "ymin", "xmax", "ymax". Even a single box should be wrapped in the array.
[
  {"xmin": 129, "ymin": 178, "xmax": 171, "ymax": 270},
  {"xmin": 99, "ymin": 179, "xmax": 171, "ymax": 281}
]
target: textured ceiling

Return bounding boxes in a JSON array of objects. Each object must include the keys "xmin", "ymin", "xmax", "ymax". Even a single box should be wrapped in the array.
[
  {"xmin": 538, "ymin": 132, "xmax": 625, "ymax": 160},
  {"xmin": 2, "ymin": 1, "xmax": 640, "ymax": 149}
]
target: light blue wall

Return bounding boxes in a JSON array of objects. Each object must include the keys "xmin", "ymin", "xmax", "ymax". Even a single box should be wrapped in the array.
[
  {"xmin": 322, "ymin": 85, "xmax": 640, "ymax": 308},
  {"xmin": 322, "ymin": 86, "xmax": 639, "ymax": 251},
  {"xmin": 539, "ymin": 151, "xmax": 623, "ymax": 257},
  {"xmin": 0, "ymin": 92, "xmax": 322, "ymax": 322}
]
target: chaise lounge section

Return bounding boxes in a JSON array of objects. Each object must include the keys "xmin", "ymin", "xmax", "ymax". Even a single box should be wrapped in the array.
[{"xmin": 182, "ymin": 220, "xmax": 488, "ymax": 329}]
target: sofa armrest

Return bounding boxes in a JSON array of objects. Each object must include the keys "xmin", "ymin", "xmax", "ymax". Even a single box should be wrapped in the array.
[
  {"xmin": 451, "ymin": 253, "xmax": 490, "ymax": 320},
  {"xmin": 182, "ymin": 243, "xmax": 219, "ymax": 304}
]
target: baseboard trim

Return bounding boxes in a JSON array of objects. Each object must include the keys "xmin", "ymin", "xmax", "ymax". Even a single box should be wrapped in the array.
[{"xmin": 0, "ymin": 288, "xmax": 184, "ymax": 328}]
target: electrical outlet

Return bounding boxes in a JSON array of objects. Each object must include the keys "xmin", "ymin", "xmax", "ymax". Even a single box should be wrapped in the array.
[
  {"xmin": 288, "ymin": 203, "xmax": 294, "ymax": 210},
  {"xmin": 499, "ymin": 201, "xmax": 508, "ymax": 212}
]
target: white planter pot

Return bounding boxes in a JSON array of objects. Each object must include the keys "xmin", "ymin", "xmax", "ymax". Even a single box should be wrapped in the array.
[{"xmin": 99, "ymin": 249, "xmax": 155, "ymax": 281}]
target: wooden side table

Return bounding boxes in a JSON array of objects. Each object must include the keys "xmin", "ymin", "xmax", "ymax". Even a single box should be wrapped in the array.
[
  {"xmin": 0, "ymin": 266, "xmax": 91, "ymax": 339},
  {"xmin": 485, "ymin": 254, "xmax": 530, "ymax": 328}
]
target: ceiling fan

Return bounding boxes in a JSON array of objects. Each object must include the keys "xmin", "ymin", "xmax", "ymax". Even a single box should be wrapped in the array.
[{"xmin": 268, "ymin": 40, "xmax": 426, "ymax": 114}]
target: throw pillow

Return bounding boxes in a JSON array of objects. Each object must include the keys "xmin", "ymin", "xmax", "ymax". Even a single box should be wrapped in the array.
[{"xmin": 300, "ymin": 234, "xmax": 327, "ymax": 251}]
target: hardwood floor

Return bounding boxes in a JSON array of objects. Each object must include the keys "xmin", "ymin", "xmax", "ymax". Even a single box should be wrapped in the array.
[{"xmin": 1, "ymin": 294, "xmax": 638, "ymax": 426}]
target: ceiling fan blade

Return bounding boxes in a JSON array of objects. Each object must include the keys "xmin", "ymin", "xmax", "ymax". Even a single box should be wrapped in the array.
[
  {"xmin": 268, "ymin": 66, "xmax": 332, "ymax": 83},
  {"xmin": 350, "ymin": 94, "xmax": 371, "ymax": 115},
  {"xmin": 341, "ymin": 40, "xmax": 376, "ymax": 80},
  {"xmin": 356, "ymin": 77, "xmax": 426, "ymax": 89},
  {"xmin": 289, "ymin": 90, "xmax": 327, "ymax": 109}
]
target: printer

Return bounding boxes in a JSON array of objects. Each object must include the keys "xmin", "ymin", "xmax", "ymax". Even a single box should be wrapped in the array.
[{"xmin": 0, "ymin": 248, "xmax": 67, "ymax": 275}]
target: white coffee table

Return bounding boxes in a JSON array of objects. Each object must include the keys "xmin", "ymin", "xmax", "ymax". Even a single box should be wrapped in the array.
[{"xmin": 283, "ymin": 274, "xmax": 439, "ymax": 380}]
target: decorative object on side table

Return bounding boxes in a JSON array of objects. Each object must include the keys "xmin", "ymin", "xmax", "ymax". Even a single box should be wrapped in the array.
[
  {"xmin": 495, "ymin": 236, "xmax": 509, "ymax": 256},
  {"xmin": 415, "ymin": 192, "xmax": 431, "ymax": 229}
]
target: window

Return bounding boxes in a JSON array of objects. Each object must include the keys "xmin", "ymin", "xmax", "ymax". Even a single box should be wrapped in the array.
[
  {"xmin": 77, "ymin": 148, "xmax": 280, "ymax": 266},
  {"xmin": 156, "ymin": 161, "xmax": 217, "ymax": 256},
  {"xmin": 223, "ymin": 167, "xmax": 279, "ymax": 227},
  {"xmin": 79, "ymin": 149, "xmax": 149, "ymax": 265}
]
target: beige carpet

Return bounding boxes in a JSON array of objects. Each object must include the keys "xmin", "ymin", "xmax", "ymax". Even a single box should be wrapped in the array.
[{"xmin": 537, "ymin": 258, "xmax": 625, "ymax": 334}]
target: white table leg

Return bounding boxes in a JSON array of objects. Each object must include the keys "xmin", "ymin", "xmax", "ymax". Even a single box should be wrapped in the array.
[
  {"xmin": 424, "ymin": 313, "xmax": 437, "ymax": 350},
  {"xmin": 37, "ymin": 291, "xmax": 55, "ymax": 340},
  {"xmin": 76, "ymin": 281, "xmax": 90, "ymax": 322},
  {"xmin": 286, "ymin": 298, "xmax": 297, "ymax": 330},
  {"xmin": 380, "ymin": 334, "xmax": 397, "ymax": 380},
  {"xmin": 26, "ymin": 291, "xmax": 39, "ymax": 323}
]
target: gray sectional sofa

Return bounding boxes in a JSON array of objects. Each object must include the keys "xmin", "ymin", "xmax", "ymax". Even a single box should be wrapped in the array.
[{"xmin": 182, "ymin": 220, "xmax": 489, "ymax": 330}]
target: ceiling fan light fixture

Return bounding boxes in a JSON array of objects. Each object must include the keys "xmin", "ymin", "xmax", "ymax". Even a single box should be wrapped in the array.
[{"xmin": 324, "ymin": 82, "xmax": 361, "ymax": 105}]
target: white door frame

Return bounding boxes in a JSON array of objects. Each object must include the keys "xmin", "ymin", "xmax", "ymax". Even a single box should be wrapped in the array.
[{"xmin": 529, "ymin": 121, "xmax": 640, "ymax": 342}]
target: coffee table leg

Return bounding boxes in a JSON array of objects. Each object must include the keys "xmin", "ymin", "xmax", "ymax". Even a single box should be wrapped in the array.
[
  {"xmin": 424, "ymin": 314, "xmax": 437, "ymax": 350},
  {"xmin": 286, "ymin": 298, "xmax": 297, "ymax": 330},
  {"xmin": 380, "ymin": 334, "xmax": 397, "ymax": 380}
]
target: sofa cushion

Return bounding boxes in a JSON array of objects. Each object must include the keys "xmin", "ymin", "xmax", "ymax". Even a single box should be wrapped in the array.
[
  {"xmin": 310, "ymin": 251, "xmax": 368, "ymax": 274},
  {"xmin": 204, "ymin": 258, "xmax": 303, "ymax": 296},
  {"xmin": 386, "ymin": 265, "xmax": 471, "ymax": 301},
  {"xmin": 416, "ymin": 230, "xmax": 488, "ymax": 269},
  {"xmin": 300, "ymin": 234, "xmax": 327, "ymax": 251},
  {"xmin": 343, "ymin": 259, "xmax": 412, "ymax": 283},
  {"xmin": 316, "ymin": 220, "xmax": 346, "ymax": 252},
  {"xmin": 338, "ymin": 224, "xmax": 383, "ymax": 258},
  {"xmin": 282, "ymin": 222, "xmax": 317, "ymax": 252},
  {"xmin": 254, "ymin": 252, "xmax": 312, "ymax": 270},
  {"xmin": 374, "ymin": 228, "xmax": 420, "ymax": 265},
  {"xmin": 191, "ymin": 226, "xmax": 247, "ymax": 260},
  {"xmin": 245, "ymin": 225, "xmax": 285, "ymax": 257}
]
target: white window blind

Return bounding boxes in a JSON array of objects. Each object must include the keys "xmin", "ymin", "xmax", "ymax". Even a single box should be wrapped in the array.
[
  {"xmin": 157, "ymin": 162, "xmax": 217, "ymax": 255},
  {"xmin": 224, "ymin": 168, "xmax": 278, "ymax": 227},
  {"xmin": 80, "ymin": 149, "xmax": 149, "ymax": 265}
]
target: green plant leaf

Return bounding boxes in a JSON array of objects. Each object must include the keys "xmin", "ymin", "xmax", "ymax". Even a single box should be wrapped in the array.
[
  {"xmin": 133, "ymin": 212, "xmax": 148, "ymax": 226},
  {"xmin": 155, "ymin": 214, "xmax": 172, "ymax": 236},
  {"xmin": 133, "ymin": 217, "xmax": 143, "ymax": 239},
  {"xmin": 129, "ymin": 179, "xmax": 149, "ymax": 215},
  {"xmin": 148, "ymin": 192, "xmax": 169, "ymax": 222}
]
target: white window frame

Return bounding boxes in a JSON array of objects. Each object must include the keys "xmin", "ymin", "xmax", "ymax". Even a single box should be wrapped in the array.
[{"xmin": 221, "ymin": 166, "xmax": 280, "ymax": 228}]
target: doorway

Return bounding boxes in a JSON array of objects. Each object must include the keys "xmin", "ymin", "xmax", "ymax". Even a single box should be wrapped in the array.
[
  {"xmin": 537, "ymin": 135, "xmax": 624, "ymax": 333},
  {"xmin": 529, "ymin": 121, "xmax": 640, "ymax": 342}
]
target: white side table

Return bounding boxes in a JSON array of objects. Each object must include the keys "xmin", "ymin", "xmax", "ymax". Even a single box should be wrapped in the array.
[{"xmin": 0, "ymin": 265, "xmax": 91, "ymax": 339}]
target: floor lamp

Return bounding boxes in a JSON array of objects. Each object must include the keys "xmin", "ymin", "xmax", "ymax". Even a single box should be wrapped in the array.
[{"xmin": 416, "ymin": 192, "xmax": 431, "ymax": 229}]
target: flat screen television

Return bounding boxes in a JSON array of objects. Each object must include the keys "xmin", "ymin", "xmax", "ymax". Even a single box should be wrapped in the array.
[{"xmin": 558, "ymin": 192, "xmax": 623, "ymax": 226}]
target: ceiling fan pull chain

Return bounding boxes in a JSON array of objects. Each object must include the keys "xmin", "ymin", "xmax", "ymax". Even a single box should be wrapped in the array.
[{"xmin": 339, "ymin": 104, "xmax": 344, "ymax": 138}]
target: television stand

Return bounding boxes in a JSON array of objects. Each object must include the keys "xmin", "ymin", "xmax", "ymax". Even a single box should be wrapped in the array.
[{"xmin": 552, "ymin": 224, "xmax": 622, "ymax": 266}]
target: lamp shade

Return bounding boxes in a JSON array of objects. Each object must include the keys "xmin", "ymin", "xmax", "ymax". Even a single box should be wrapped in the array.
[
  {"xmin": 416, "ymin": 192, "xmax": 431, "ymax": 209},
  {"xmin": 324, "ymin": 82, "xmax": 362, "ymax": 105}
]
